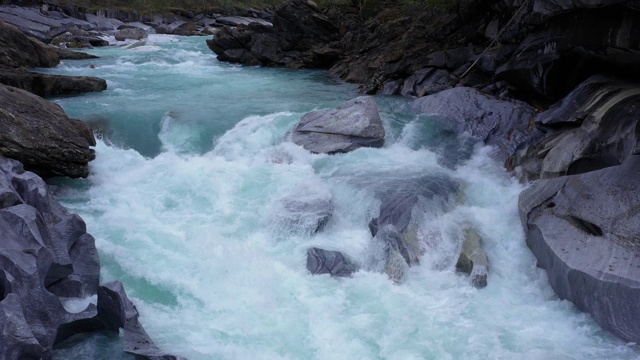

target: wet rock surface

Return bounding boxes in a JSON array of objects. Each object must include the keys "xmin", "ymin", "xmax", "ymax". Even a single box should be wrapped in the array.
[
  {"xmin": 307, "ymin": 248, "xmax": 358, "ymax": 277},
  {"xmin": 456, "ymin": 228, "xmax": 489, "ymax": 288},
  {"xmin": 411, "ymin": 87, "xmax": 537, "ymax": 164},
  {"xmin": 292, "ymin": 96, "xmax": 385, "ymax": 154},
  {"xmin": 519, "ymin": 155, "xmax": 640, "ymax": 344},
  {"xmin": 367, "ymin": 174, "xmax": 460, "ymax": 282},
  {"xmin": 0, "ymin": 157, "xmax": 184, "ymax": 359}
]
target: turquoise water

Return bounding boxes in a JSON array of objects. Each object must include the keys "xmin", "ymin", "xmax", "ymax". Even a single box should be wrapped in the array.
[{"xmin": 44, "ymin": 36, "xmax": 639, "ymax": 359}]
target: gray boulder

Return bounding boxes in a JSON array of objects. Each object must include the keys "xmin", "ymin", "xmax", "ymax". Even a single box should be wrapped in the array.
[
  {"xmin": 519, "ymin": 155, "xmax": 640, "ymax": 344},
  {"xmin": 306, "ymin": 248, "xmax": 358, "ymax": 277},
  {"xmin": 513, "ymin": 75, "xmax": 640, "ymax": 182},
  {"xmin": 0, "ymin": 84, "xmax": 96, "ymax": 178},
  {"xmin": 455, "ymin": 228, "xmax": 489, "ymax": 288},
  {"xmin": 292, "ymin": 96, "xmax": 385, "ymax": 154},
  {"xmin": 411, "ymin": 87, "xmax": 537, "ymax": 164},
  {"xmin": 115, "ymin": 27, "xmax": 148, "ymax": 41}
]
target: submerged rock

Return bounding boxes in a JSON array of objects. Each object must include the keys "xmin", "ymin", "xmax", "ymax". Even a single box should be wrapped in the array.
[
  {"xmin": 269, "ymin": 188, "xmax": 333, "ymax": 236},
  {"xmin": 456, "ymin": 228, "xmax": 489, "ymax": 288},
  {"xmin": 0, "ymin": 84, "xmax": 96, "ymax": 178},
  {"xmin": 411, "ymin": 87, "xmax": 537, "ymax": 164},
  {"xmin": 519, "ymin": 155, "xmax": 640, "ymax": 344},
  {"xmin": 307, "ymin": 248, "xmax": 358, "ymax": 277},
  {"xmin": 513, "ymin": 75, "xmax": 640, "ymax": 182},
  {"xmin": 292, "ymin": 96, "xmax": 385, "ymax": 154},
  {"xmin": 367, "ymin": 174, "xmax": 460, "ymax": 282}
]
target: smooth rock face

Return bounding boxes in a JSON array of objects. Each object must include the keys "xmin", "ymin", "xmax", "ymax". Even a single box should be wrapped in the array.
[
  {"xmin": 114, "ymin": 27, "xmax": 148, "ymax": 41},
  {"xmin": 514, "ymin": 75, "xmax": 640, "ymax": 182},
  {"xmin": 306, "ymin": 248, "xmax": 358, "ymax": 277},
  {"xmin": 0, "ymin": 84, "xmax": 96, "ymax": 178},
  {"xmin": 292, "ymin": 96, "xmax": 385, "ymax": 154},
  {"xmin": 411, "ymin": 87, "xmax": 537, "ymax": 164},
  {"xmin": 456, "ymin": 228, "xmax": 489, "ymax": 288},
  {"xmin": 519, "ymin": 155, "xmax": 640, "ymax": 343},
  {"xmin": 0, "ymin": 68, "xmax": 106, "ymax": 97}
]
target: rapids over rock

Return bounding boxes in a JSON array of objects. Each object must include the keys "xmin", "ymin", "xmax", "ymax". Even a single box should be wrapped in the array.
[{"xmin": 41, "ymin": 36, "xmax": 640, "ymax": 359}]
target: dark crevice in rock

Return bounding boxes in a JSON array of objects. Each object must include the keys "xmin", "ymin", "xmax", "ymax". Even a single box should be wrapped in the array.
[{"xmin": 568, "ymin": 216, "xmax": 604, "ymax": 237}]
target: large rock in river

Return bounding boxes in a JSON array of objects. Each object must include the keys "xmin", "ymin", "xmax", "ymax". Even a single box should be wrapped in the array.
[
  {"xmin": 367, "ymin": 174, "xmax": 460, "ymax": 282},
  {"xmin": 0, "ymin": 84, "xmax": 96, "ymax": 178},
  {"xmin": 411, "ymin": 87, "xmax": 537, "ymax": 164},
  {"xmin": 519, "ymin": 155, "xmax": 640, "ymax": 344},
  {"xmin": 292, "ymin": 96, "xmax": 385, "ymax": 154}
]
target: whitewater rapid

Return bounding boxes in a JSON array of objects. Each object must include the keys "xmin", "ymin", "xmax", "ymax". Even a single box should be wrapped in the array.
[{"xmin": 45, "ymin": 36, "xmax": 639, "ymax": 359}]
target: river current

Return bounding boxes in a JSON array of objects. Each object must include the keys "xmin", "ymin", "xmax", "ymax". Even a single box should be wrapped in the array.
[{"xmin": 41, "ymin": 36, "xmax": 639, "ymax": 359}]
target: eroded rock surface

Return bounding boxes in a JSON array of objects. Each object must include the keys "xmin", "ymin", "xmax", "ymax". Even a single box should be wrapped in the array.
[
  {"xmin": 292, "ymin": 96, "xmax": 385, "ymax": 154},
  {"xmin": 513, "ymin": 75, "xmax": 640, "ymax": 181},
  {"xmin": 519, "ymin": 155, "xmax": 640, "ymax": 343},
  {"xmin": 0, "ymin": 157, "xmax": 184, "ymax": 359}
]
